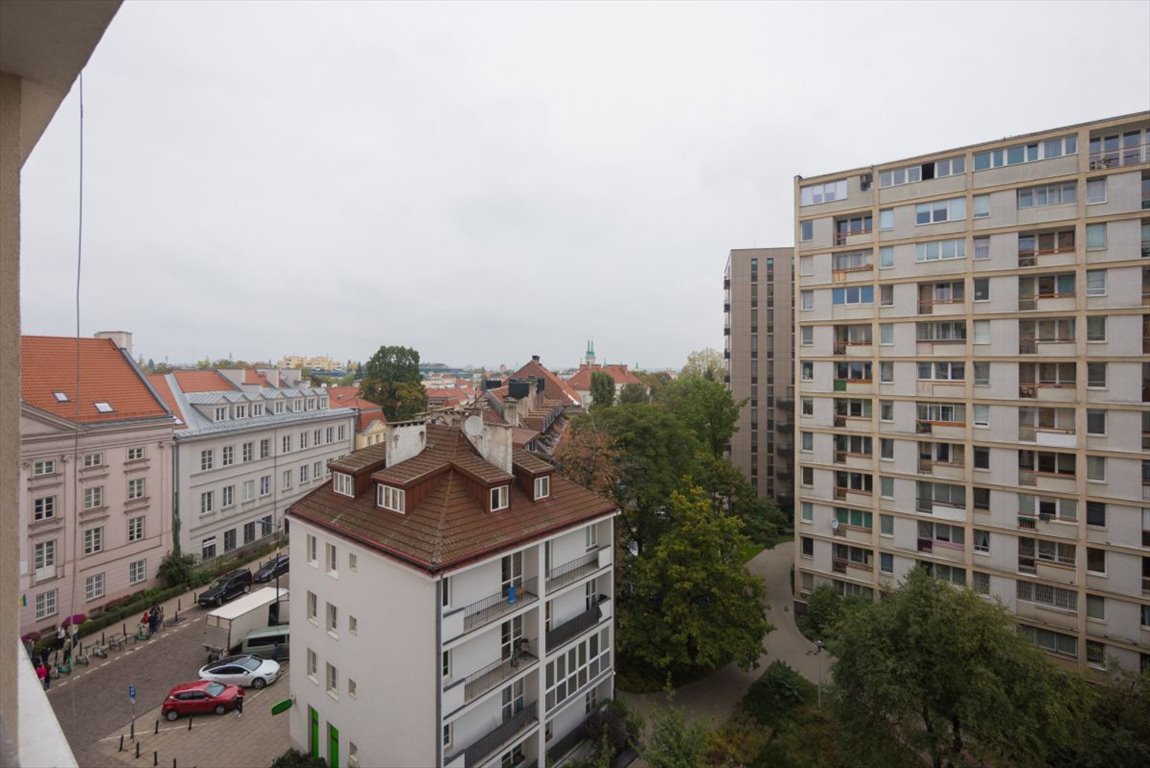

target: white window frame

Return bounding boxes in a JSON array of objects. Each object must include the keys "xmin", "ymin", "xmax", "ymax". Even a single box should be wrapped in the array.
[
  {"xmin": 129, "ymin": 559, "xmax": 147, "ymax": 585},
  {"xmin": 85, "ymin": 572, "xmax": 105, "ymax": 602},
  {"xmin": 534, "ymin": 475, "xmax": 550, "ymax": 500},
  {"xmin": 128, "ymin": 515, "xmax": 144, "ymax": 542},
  {"xmin": 127, "ymin": 477, "xmax": 145, "ymax": 500},
  {"xmin": 83, "ymin": 526, "xmax": 104, "ymax": 555},
  {"xmin": 378, "ymin": 485, "xmax": 406, "ymax": 513},
  {"xmin": 491, "ymin": 485, "xmax": 509, "ymax": 511},
  {"xmin": 334, "ymin": 472, "xmax": 354, "ymax": 497}
]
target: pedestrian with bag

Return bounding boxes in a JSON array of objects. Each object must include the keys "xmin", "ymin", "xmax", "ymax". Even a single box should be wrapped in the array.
[{"xmin": 36, "ymin": 661, "xmax": 49, "ymax": 690}]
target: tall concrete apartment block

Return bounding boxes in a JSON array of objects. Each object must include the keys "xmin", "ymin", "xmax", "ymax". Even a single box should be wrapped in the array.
[
  {"xmin": 793, "ymin": 112, "xmax": 1150, "ymax": 673},
  {"xmin": 724, "ymin": 248, "xmax": 795, "ymax": 512}
]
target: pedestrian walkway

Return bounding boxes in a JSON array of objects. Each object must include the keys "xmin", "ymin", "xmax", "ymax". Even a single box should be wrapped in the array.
[{"xmin": 620, "ymin": 543, "xmax": 826, "ymax": 729}]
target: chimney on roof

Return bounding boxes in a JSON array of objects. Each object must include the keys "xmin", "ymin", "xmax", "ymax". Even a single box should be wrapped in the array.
[
  {"xmin": 532, "ymin": 355, "xmax": 540, "ymax": 362},
  {"xmin": 94, "ymin": 331, "xmax": 132, "ymax": 355},
  {"xmin": 386, "ymin": 422, "xmax": 427, "ymax": 466}
]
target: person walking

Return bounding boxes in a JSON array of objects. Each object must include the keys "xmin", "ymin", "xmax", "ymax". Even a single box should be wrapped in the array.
[
  {"xmin": 36, "ymin": 661, "xmax": 49, "ymax": 690},
  {"xmin": 148, "ymin": 604, "xmax": 161, "ymax": 635},
  {"xmin": 234, "ymin": 695, "xmax": 244, "ymax": 719},
  {"xmin": 62, "ymin": 635, "xmax": 72, "ymax": 667},
  {"xmin": 55, "ymin": 623, "xmax": 65, "ymax": 652}
]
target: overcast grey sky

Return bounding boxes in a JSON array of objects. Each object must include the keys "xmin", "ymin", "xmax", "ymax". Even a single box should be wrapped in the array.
[{"xmin": 19, "ymin": 1, "xmax": 1150, "ymax": 371}]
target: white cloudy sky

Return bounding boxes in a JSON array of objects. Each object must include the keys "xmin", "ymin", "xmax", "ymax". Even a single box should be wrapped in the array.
[{"xmin": 19, "ymin": 0, "xmax": 1150, "ymax": 370}]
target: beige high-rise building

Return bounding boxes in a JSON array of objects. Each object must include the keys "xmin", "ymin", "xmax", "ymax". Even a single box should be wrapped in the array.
[
  {"xmin": 793, "ymin": 112, "xmax": 1150, "ymax": 673},
  {"xmin": 725, "ymin": 248, "xmax": 795, "ymax": 513}
]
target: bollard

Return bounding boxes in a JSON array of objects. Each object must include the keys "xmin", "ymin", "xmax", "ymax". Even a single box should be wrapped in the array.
[
  {"xmin": 173, "ymin": 759, "xmax": 177, "ymax": 768},
  {"xmin": 135, "ymin": 741, "xmax": 140, "ymax": 759},
  {"xmin": 154, "ymin": 751, "xmax": 158, "ymax": 767},
  {"xmin": 123, "ymin": 623, "xmax": 127, "ymax": 638},
  {"xmin": 155, "ymin": 720, "xmax": 159, "ymax": 735},
  {"xmin": 178, "ymin": 599, "xmax": 181, "ymax": 612},
  {"xmin": 119, "ymin": 735, "xmax": 124, "ymax": 752},
  {"xmin": 130, "ymin": 720, "xmax": 135, "ymax": 740},
  {"xmin": 101, "ymin": 631, "xmax": 106, "ymax": 645},
  {"xmin": 187, "ymin": 716, "xmax": 192, "ymax": 731}
]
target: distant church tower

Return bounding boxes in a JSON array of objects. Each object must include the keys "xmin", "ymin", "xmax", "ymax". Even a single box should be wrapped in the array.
[{"xmin": 584, "ymin": 339, "xmax": 596, "ymax": 366}]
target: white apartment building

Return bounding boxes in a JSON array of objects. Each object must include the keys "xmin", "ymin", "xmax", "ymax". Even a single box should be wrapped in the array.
[
  {"xmin": 794, "ymin": 112, "xmax": 1150, "ymax": 673},
  {"xmin": 149, "ymin": 371, "xmax": 355, "ymax": 560},
  {"xmin": 19, "ymin": 333, "xmax": 176, "ymax": 636},
  {"xmin": 288, "ymin": 419, "xmax": 617, "ymax": 768}
]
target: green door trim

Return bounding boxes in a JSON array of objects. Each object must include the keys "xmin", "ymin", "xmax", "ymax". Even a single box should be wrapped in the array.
[
  {"xmin": 309, "ymin": 706, "xmax": 319, "ymax": 759},
  {"xmin": 328, "ymin": 722, "xmax": 340, "ymax": 768}
]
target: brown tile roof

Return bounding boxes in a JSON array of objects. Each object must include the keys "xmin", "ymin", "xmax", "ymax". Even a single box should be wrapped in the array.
[
  {"xmin": 373, "ymin": 425, "xmax": 512, "ymax": 486},
  {"xmin": 172, "ymin": 370, "xmax": 239, "ymax": 393},
  {"xmin": 21, "ymin": 336, "xmax": 172, "ymax": 424},
  {"xmin": 290, "ymin": 424, "xmax": 615, "ymax": 573},
  {"xmin": 147, "ymin": 373, "xmax": 189, "ymax": 429},
  {"xmin": 330, "ymin": 443, "xmax": 389, "ymax": 474},
  {"xmin": 513, "ymin": 448, "xmax": 553, "ymax": 475},
  {"xmin": 566, "ymin": 363, "xmax": 642, "ymax": 390},
  {"xmin": 512, "ymin": 426, "xmax": 540, "ymax": 446},
  {"xmin": 513, "ymin": 358, "xmax": 582, "ymax": 406}
]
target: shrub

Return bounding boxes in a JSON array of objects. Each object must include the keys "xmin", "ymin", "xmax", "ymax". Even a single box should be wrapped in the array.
[
  {"xmin": 269, "ymin": 749, "xmax": 328, "ymax": 768},
  {"xmin": 158, "ymin": 552, "xmax": 196, "ymax": 588},
  {"xmin": 742, "ymin": 661, "xmax": 815, "ymax": 727}
]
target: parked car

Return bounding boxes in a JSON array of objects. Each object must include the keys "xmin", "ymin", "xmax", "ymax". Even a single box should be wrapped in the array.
[
  {"xmin": 197, "ymin": 569, "xmax": 253, "ymax": 608},
  {"xmin": 198, "ymin": 654, "xmax": 281, "ymax": 689},
  {"xmin": 161, "ymin": 680, "xmax": 243, "ymax": 721},
  {"xmin": 240, "ymin": 626, "xmax": 290, "ymax": 660},
  {"xmin": 253, "ymin": 554, "xmax": 289, "ymax": 583}
]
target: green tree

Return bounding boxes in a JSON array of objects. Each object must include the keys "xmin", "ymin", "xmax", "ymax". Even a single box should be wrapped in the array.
[
  {"xmin": 831, "ymin": 568, "xmax": 1088, "ymax": 768},
  {"xmin": 1050, "ymin": 666, "xmax": 1150, "ymax": 768},
  {"xmin": 681, "ymin": 348, "xmax": 724, "ymax": 381},
  {"xmin": 797, "ymin": 584, "xmax": 846, "ymax": 642},
  {"xmin": 642, "ymin": 698, "xmax": 709, "ymax": 768},
  {"xmin": 360, "ymin": 345, "xmax": 428, "ymax": 421},
  {"xmin": 620, "ymin": 484, "xmax": 770, "ymax": 673},
  {"xmin": 618, "ymin": 382, "xmax": 648, "ymax": 404},
  {"xmin": 635, "ymin": 370, "xmax": 673, "ymax": 403},
  {"xmin": 555, "ymin": 415, "xmax": 622, "ymax": 501},
  {"xmin": 595, "ymin": 405, "xmax": 699, "ymax": 556},
  {"xmin": 590, "ymin": 370, "xmax": 615, "ymax": 408},
  {"xmin": 664, "ymin": 374, "xmax": 743, "ymax": 458}
]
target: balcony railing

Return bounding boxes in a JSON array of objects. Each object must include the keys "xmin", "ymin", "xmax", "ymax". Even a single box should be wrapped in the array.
[
  {"xmin": 460, "ymin": 578, "xmax": 539, "ymax": 634},
  {"xmin": 918, "ymin": 457, "xmax": 933, "ymax": 474},
  {"xmin": 546, "ymin": 715, "xmax": 591, "ymax": 765},
  {"xmin": 546, "ymin": 598, "xmax": 605, "ymax": 650},
  {"xmin": 1018, "ymin": 469, "xmax": 1037, "ymax": 486},
  {"xmin": 1088, "ymin": 142, "xmax": 1149, "ymax": 169},
  {"xmin": 547, "ymin": 550, "xmax": 601, "ymax": 593},
  {"xmin": 1143, "ymin": 576, "xmax": 1150, "ymax": 597},
  {"xmin": 832, "ymin": 558, "xmax": 847, "ymax": 574},
  {"xmin": 459, "ymin": 639, "xmax": 538, "ymax": 704},
  {"xmin": 450, "ymin": 701, "xmax": 539, "ymax": 768},
  {"xmin": 918, "ymin": 539, "xmax": 933, "ymax": 553}
]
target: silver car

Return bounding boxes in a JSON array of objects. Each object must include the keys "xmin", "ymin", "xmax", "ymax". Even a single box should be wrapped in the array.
[{"xmin": 198, "ymin": 654, "xmax": 281, "ymax": 689}]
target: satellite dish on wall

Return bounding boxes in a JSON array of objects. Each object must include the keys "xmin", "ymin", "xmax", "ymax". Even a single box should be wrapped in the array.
[{"xmin": 463, "ymin": 415, "xmax": 483, "ymax": 437}]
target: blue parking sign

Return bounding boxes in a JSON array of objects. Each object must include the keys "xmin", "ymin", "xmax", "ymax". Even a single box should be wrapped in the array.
[{"xmin": 128, "ymin": 685, "xmax": 136, "ymax": 702}]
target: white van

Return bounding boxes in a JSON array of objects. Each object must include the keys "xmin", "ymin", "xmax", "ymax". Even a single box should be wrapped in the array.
[{"xmin": 239, "ymin": 626, "xmax": 290, "ymax": 661}]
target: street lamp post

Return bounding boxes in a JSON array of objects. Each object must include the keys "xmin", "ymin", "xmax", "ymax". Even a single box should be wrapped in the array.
[{"xmin": 815, "ymin": 639, "xmax": 824, "ymax": 709}]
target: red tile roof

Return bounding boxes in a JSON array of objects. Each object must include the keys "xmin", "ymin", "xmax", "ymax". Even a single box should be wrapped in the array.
[
  {"xmin": 147, "ymin": 374, "xmax": 189, "ymax": 429},
  {"xmin": 243, "ymin": 369, "xmax": 272, "ymax": 387},
  {"xmin": 566, "ymin": 363, "xmax": 642, "ymax": 390},
  {"xmin": 326, "ymin": 387, "xmax": 386, "ymax": 432},
  {"xmin": 21, "ymin": 336, "xmax": 172, "ymax": 424},
  {"xmin": 513, "ymin": 358, "xmax": 582, "ymax": 406},
  {"xmin": 290, "ymin": 424, "xmax": 615, "ymax": 573},
  {"xmin": 172, "ymin": 370, "xmax": 239, "ymax": 393}
]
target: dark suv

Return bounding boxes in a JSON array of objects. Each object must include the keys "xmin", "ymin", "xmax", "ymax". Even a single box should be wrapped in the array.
[{"xmin": 198, "ymin": 569, "xmax": 253, "ymax": 608}]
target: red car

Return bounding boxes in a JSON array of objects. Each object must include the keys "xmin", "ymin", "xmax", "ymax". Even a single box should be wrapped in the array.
[{"xmin": 161, "ymin": 680, "xmax": 244, "ymax": 721}]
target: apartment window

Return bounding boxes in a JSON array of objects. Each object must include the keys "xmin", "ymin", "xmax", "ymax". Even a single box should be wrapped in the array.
[
  {"xmin": 1086, "ymin": 177, "xmax": 1107, "ymax": 204},
  {"xmin": 916, "ymin": 320, "xmax": 967, "ymax": 342},
  {"xmin": 222, "ymin": 445, "xmax": 234, "ymax": 466},
  {"xmin": 325, "ymin": 427, "xmax": 334, "ymax": 443},
  {"xmin": 300, "ymin": 431, "xmax": 309, "ymax": 449},
  {"xmin": 1086, "ymin": 316, "xmax": 1106, "ymax": 341},
  {"xmin": 800, "ymin": 291, "xmax": 814, "ymax": 310},
  {"xmin": 973, "ymin": 487, "xmax": 990, "ymax": 511},
  {"xmin": 880, "ymin": 362, "xmax": 893, "ymax": 383},
  {"xmin": 488, "ymin": 485, "xmax": 510, "ymax": 511},
  {"xmin": 326, "ymin": 542, "xmax": 337, "ymax": 575},
  {"xmin": 333, "ymin": 472, "xmax": 353, "ymax": 497},
  {"xmin": 800, "ymin": 179, "xmax": 847, "ymax": 206},
  {"xmin": 327, "ymin": 602, "xmax": 339, "ymax": 635},
  {"xmin": 128, "ymin": 515, "xmax": 144, "ymax": 542},
  {"xmin": 252, "ymin": 403, "xmax": 264, "ymax": 417},
  {"xmin": 200, "ymin": 449, "xmax": 214, "ymax": 471},
  {"xmin": 1017, "ymin": 581, "xmax": 1077, "ymax": 612},
  {"xmin": 917, "ymin": 481, "xmax": 964, "ymax": 509},
  {"xmin": 880, "ymin": 400, "xmax": 893, "ymax": 421},
  {"xmin": 223, "ymin": 528, "xmax": 236, "ymax": 552},
  {"xmin": 126, "ymin": 477, "xmax": 145, "ymax": 501},
  {"xmin": 1086, "ymin": 502, "xmax": 1106, "ymax": 527},
  {"xmin": 1087, "ymin": 362, "xmax": 1107, "ymax": 388},
  {"xmin": 201, "ymin": 536, "xmax": 216, "ymax": 561},
  {"xmin": 800, "ymin": 431, "xmax": 813, "ymax": 452},
  {"xmin": 293, "ymin": 399, "xmax": 303, "ymax": 413},
  {"xmin": 1086, "ymin": 270, "xmax": 1106, "ymax": 296},
  {"xmin": 200, "ymin": 491, "xmax": 214, "ymax": 514},
  {"xmin": 879, "ymin": 165, "xmax": 921, "ymax": 187},
  {"xmin": 221, "ymin": 485, "xmax": 234, "ymax": 507},
  {"xmin": 1086, "ymin": 409, "xmax": 1106, "ymax": 435},
  {"xmin": 33, "ymin": 540, "xmax": 55, "ymax": 574},
  {"xmin": 1017, "ymin": 182, "xmax": 1077, "ymax": 208},
  {"xmin": 801, "ymin": 467, "xmax": 813, "ymax": 487},
  {"xmin": 879, "ymin": 553, "xmax": 893, "ymax": 574},
  {"xmin": 85, "ymin": 573, "xmax": 105, "ymax": 602},
  {"xmin": 260, "ymin": 439, "xmax": 270, "ymax": 459},
  {"xmin": 79, "ymin": 485, "xmax": 103, "ymax": 512},
  {"xmin": 307, "ymin": 535, "xmax": 318, "ymax": 564},
  {"xmin": 1085, "ymin": 594, "xmax": 1105, "ymax": 621},
  {"xmin": 968, "ymin": 362, "xmax": 988, "ymax": 386},
  {"xmin": 917, "ymin": 402, "xmax": 966, "ymax": 424},
  {"xmin": 800, "ymin": 502, "xmax": 813, "ymax": 522},
  {"xmin": 83, "ymin": 451, "xmax": 104, "ymax": 468},
  {"xmin": 972, "ymin": 278, "xmax": 990, "ymax": 302},
  {"xmin": 307, "ymin": 591, "xmax": 318, "ymax": 622},
  {"xmin": 259, "ymin": 475, "xmax": 271, "ymax": 496},
  {"xmin": 973, "ymin": 236, "xmax": 990, "ymax": 260},
  {"xmin": 348, "ymin": 552, "xmax": 358, "ymax": 572},
  {"xmin": 378, "ymin": 485, "xmax": 406, "ymax": 513},
  {"xmin": 877, "ymin": 514, "xmax": 893, "ymax": 537},
  {"xmin": 1019, "ymin": 625, "xmax": 1077, "ymax": 657},
  {"xmin": 915, "ymin": 238, "xmax": 966, "ymax": 262},
  {"xmin": 915, "ymin": 197, "xmax": 965, "ymax": 224},
  {"xmin": 338, "ymin": 425, "xmax": 347, "ymax": 441},
  {"xmin": 129, "ymin": 559, "xmax": 147, "ymax": 585},
  {"xmin": 800, "ymin": 326, "xmax": 813, "ymax": 346},
  {"xmin": 1086, "ymin": 547, "xmax": 1106, "ymax": 575},
  {"xmin": 326, "ymin": 663, "xmax": 338, "ymax": 697},
  {"xmin": 879, "ymin": 284, "xmax": 894, "ymax": 307},
  {"xmin": 84, "ymin": 526, "xmax": 103, "ymax": 555},
  {"xmin": 282, "ymin": 435, "xmax": 292, "ymax": 453},
  {"xmin": 314, "ymin": 460, "xmax": 322, "ymax": 479},
  {"xmin": 973, "ymin": 529, "xmax": 990, "ymax": 554},
  {"xmin": 32, "ymin": 459, "xmax": 56, "ymax": 476},
  {"xmin": 800, "ymin": 220, "xmax": 813, "ymax": 241},
  {"xmin": 127, "ymin": 446, "xmax": 145, "ymax": 462},
  {"xmin": 801, "ymin": 398, "xmax": 813, "ymax": 417},
  {"xmin": 973, "ymin": 320, "xmax": 990, "ymax": 344},
  {"xmin": 801, "ymin": 537, "xmax": 814, "ymax": 558},
  {"xmin": 832, "ymin": 286, "xmax": 874, "ymax": 305},
  {"xmin": 1086, "ymin": 223, "xmax": 1107, "ymax": 250},
  {"xmin": 299, "ymin": 464, "xmax": 310, "ymax": 484},
  {"xmin": 801, "ymin": 361, "xmax": 814, "ymax": 381},
  {"xmin": 306, "ymin": 649, "xmax": 318, "ymax": 681},
  {"xmin": 35, "ymin": 588, "xmax": 58, "ymax": 620},
  {"xmin": 879, "ymin": 208, "xmax": 893, "ymax": 231},
  {"xmin": 282, "ymin": 469, "xmax": 292, "ymax": 490},
  {"xmin": 972, "ymin": 194, "xmax": 990, "ymax": 218}
]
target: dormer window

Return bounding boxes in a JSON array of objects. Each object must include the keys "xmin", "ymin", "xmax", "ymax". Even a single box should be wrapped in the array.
[
  {"xmin": 293, "ymin": 399, "xmax": 303, "ymax": 412},
  {"xmin": 307, "ymin": 398, "xmax": 316, "ymax": 411},
  {"xmin": 319, "ymin": 397, "xmax": 328, "ymax": 410},
  {"xmin": 215, "ymin": 407, "xmax": 228, "ymax": 421},
  {"xmin": 378, "ymin": 484, "xmax": 406, "ymax": 513},
  {"xmin": 534, "ymin": 476, "xmax": 550, "ymax": 501},
  {"xmin": 252, "ymin": 403, "xmax": 264, "ymax": 417},
  {"xmin": 491, "ymin": 485, "xmax": 509, "ymax": 512},
  {"xmin": 275, "ymin": 401, "xmax": 285, "ymax": 414},
  {"xmin": 235, "ymin": 404, "xmax": 247, "ymax": 419},
  {"xmin": 333, "ymin": 473, "xmax": 354, "ymax": 497}
]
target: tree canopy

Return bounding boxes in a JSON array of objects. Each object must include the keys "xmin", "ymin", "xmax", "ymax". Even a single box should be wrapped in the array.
[
  {"xmin": 831, "ymin": 568, "xmax": 1089, "ymax": 768},
  {"xmin": 618, "ymin": 382, "xmax": 648, "ymax": 404},
  {"xmin": 589, "ymin": 370, "xmax": 615, "ymax": 409},
  {"xmin": 619, "ymin": 484, "xmax": 770, "ymax": 674},
  {"xmin": 681, "ymin": 347, "xmax": 724, "ymax": 381},
  {"xmin": 359, "ymin": 345, "xmax": 427, "ymax": 421},
  {"xmin": 664, "ymin": 374, "xmax": 744, "ymax": 458}
]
